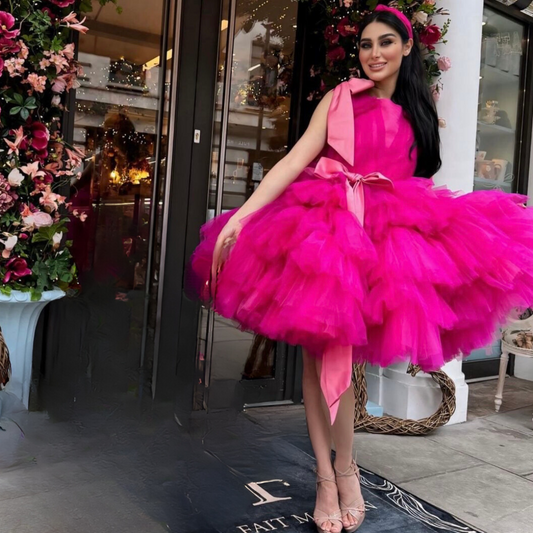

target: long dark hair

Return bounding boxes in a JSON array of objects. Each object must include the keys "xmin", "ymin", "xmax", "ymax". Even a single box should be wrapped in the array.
[{"xmin": 357, "ymin": 10, "xmax": 441, "ymax": 178}]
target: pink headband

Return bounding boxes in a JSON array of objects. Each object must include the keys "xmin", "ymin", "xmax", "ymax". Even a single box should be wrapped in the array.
[{"xmin": 375, "ymin": 4, "xmax": 414, "ymax": 40}]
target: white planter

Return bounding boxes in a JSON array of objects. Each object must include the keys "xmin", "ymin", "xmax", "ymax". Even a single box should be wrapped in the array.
[{"xmin": 0, "ymin": 289, "xmax": 65, "ymax": 408}]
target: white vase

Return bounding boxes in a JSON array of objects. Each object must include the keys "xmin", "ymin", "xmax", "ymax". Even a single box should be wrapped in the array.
[{"xmin": 0, "ymin": 289, "xmax": 65, "ymax": 408}]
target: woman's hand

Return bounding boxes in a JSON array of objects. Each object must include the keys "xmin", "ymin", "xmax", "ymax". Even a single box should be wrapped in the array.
[{"xmin": 211, "ymin": 215, "xmax": 243, "ymax": 283}]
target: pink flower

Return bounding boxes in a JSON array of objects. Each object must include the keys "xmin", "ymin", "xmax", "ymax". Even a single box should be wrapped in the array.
[
  {"xmin": 20, "ymin": 162, "xmax": 46, "ymax": 180},
  {"xmin": 61, "ymin": 12, "xmax": 89, "ymax": 34},
  {"xmin": 61, "ymin": 12, "xmax": 79, "ymax": 24},
  {"xmin": 39, "ymin": 186, "xmax": 65, "ymax": 212},
  {"xmin": 4, "ymin": 127, "xmax": 26, "ymax": 156},
  {"xmin": 2, "ymin": 257, "xmax": 32, "ymax": 284},
  {"xmin": 17, "ymin": 40, "xmax": 29, "ymax": 59},
  {"xmin": 0, "ymin": 176, "xmax": 17, "ymax": 215},
  {"xmin": 24, "ymin": 73, "xmax": 47, "ymax": 93},
  {"xmin": 29, "ymin": 122, "xmax": 50, "ymax": 157},
  {"xmin": 437, "ymin": 56, "xmax": 452, "ymax": 72},
  {"xmin": 343, "ymin": 0, "xmax": 353, "ymax": 6},
  {"xmin": 39, "ymin": 58, "xmax": 51, "ymax": 70},
  {"xmin": 23, "ymin": 211, "xmax": 53, "ymax": 230},
  {"xmin": 430, "ymin": 84, "xmax": 440, "ymax": 102},
  {"xmin": 0, "ymin": 12, "xmax": 20, "ymax": 40},
  {"xmin": 49, "ymin": 53, "xmax": 69, "ymax": 73},
  {"xmin": 1, "ymin": 234, "xmax": 17, "ymax": 259},
  {"xmin": 61, "ymin": 43, "xmax": 75, "ymax": 60},
  {"xmin": 50, "ymin": 0, "xmax": 76, "ymax": 7},
  {"xmin": 52, "ymin": 73, "xmax": 79, "ymax": 93},
  {"xmin": 5, "ymin": 57, "xmax": 26, "ymax": 77},
  {"xmin": 419, "ymin": 25, "xmax": 442, "ymax": 49},
  {"xmin": 327, "ymin": 46, "xmax": 346, "ymax": 64}
]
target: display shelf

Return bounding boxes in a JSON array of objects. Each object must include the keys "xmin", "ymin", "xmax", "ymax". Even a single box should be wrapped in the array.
[
  {"xmin": 477, "ymin": 121, "xmax": 516, "ymax": 137},
  {"xmin": 480, "ymin": 64, "xmax": 520, "ymax": 87},
  {"xmin": 473, "ymin": 176, "xmax": 513, "ymax": 192}
]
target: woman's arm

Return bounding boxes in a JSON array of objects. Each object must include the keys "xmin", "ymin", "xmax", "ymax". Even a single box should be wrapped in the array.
[
  {"xmin": 232, "ymin": 90, "xmax": 333, "ymax": 221},
  {"xmin": 211, "ymin": 91, "xmax": 333, "ymax": 277}
]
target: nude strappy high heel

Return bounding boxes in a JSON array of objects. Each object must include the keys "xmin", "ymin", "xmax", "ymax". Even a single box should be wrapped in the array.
[
  {"xmin": 313, "ymin": 469, "xmax": 343, "ymax": 533},
  {"xmin": 334, "ymin": 459, "xmax": 366, "ymax": 532}
]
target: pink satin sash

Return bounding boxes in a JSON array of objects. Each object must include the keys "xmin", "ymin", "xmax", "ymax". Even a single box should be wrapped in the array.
[{"xmin": 316, "ymin": 79, "xmax": 394, "ymax": 424}]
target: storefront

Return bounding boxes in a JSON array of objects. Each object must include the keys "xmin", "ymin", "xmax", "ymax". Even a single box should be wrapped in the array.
[
  {"xmin": 35, "ymin": 0, "xmax": 533, "ymax": 421},
  {"xmin": 463, "ymin": 0, "xmax": 533, "ymax": 381}
]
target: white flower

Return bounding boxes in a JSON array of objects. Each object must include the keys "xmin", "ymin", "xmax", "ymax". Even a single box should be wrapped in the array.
[
  {"xmin": 413, "ymin": 12, "xmax": 429, "ymax": 25},
  {"xmin": 1, "ymin": 234, "xmax": 17, "ymax": 259},
  {"xmin": 52, "ymin": 232, "xmax": 63, "ymax": 249},
  {"xmin": 8, "ymin": 168, "xmax": 24, "ymax": 187}
]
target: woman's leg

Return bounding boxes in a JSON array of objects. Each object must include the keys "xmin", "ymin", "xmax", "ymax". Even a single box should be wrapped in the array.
[
  {"xmin": 315, "ymin": 358, "xmax": 364, "ymax": 529},
  {"xmin": 302, "ymin": 349, "xmax": 342, "ymax": 533}
]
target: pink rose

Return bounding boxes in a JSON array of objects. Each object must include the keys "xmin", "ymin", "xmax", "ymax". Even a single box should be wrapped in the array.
[
  {"xmin": 327, "ymin": 46, "xmax": 346, "ymax": 64},
  {"xmin": 23, "ymin": 211, "xmax": 54, "ymax": 229},
  {"xmin": 2, "ymin": 257, "xmax": 32, "ymax": 284},
  {"xmin": 437, "ymin": 56, "xmax": 452, "ymax": 72}
]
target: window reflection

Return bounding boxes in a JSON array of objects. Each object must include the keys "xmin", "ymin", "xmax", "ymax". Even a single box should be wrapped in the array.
[{"xmin": 475, "ymin": 7, "xmax": 525, "ymax": 193}]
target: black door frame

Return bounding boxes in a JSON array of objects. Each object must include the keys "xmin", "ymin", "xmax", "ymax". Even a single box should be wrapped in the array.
[{"xmin": 154, "ymin": 0, "xmax": 311, "ymax": 423}]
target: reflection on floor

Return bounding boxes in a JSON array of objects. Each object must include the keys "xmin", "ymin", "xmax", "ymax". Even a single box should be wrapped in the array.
[{"xmin": 3, "ymin": 379, "xmax": 527, "ymax": 532}]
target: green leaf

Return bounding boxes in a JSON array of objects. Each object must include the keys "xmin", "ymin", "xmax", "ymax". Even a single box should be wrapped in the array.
[
  {"xmin": 20, "ymin": 108, "xmax": 30, "ymax": 121},
  {"xmin": 30, "ymin": 288, "xmax": 42, "ymax": 302},
  {"xmin": 13, "ymin": 92, "xmax": 24, "ymax": 105},
  {"xmin": 10, "ymin": 106, "xmax": 22, "ymax": 115},
  {"xmin": 0, "ymin": 285, "xmax": 12, "ymax": 297}
]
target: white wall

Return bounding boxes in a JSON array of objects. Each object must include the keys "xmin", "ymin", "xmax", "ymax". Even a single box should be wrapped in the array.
[
  {"xmin": 434, "ymin": 0, "xmax": 483, "ymax": 193},
  {"xmin": 372, "ymin": 0, "xmax": 485, "ymax": 424}
]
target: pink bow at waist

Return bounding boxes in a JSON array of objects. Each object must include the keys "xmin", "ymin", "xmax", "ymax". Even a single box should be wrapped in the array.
[
  {"xmin": 313, "ymin": 157, "xmax": 394, "ymax": 425},
  {"xmin": 315, "ymin": 156, "xmax": 394, "ymax": 226}
]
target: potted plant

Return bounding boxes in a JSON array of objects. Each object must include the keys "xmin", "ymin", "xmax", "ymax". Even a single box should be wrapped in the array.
[{"xmin": 0, "ymin": 0, "xmax": 118, "ymax": 407}]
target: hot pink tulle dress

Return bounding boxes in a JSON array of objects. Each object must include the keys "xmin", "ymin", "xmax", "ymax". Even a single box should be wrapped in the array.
[{"xmin": 188, "ymin": 79, "xmax": 533, "ymax": 421}]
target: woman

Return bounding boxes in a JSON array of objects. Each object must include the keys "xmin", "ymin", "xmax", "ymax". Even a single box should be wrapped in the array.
[{"xmin": 188, "ymin": 6, "xmax": 533, "ymax": 533}]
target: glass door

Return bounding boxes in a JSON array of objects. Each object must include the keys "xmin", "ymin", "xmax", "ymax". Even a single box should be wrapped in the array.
[
  {"xmin": 466, "ymin": 3, "xmax": 531, "ymax": 379},
  {"xmin": 195, "ymin": 0, "xmax": 300, "ymax": 411},
  {"xmin": 475, "ymin": 6, "xmax": 526, "ymax": 193},
  {"xmin": 38, "ymin": 0, "xmax": 177, "ymax": 401}
]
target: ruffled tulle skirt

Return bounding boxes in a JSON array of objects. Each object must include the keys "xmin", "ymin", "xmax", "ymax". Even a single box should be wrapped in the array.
[{"xmin": 187, "ymin": 167, "xmax": 533, "ymax": 371}]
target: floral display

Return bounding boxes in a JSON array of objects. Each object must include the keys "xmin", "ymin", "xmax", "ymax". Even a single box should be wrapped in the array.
[
  {"xmin": 0, "ymin": 0, "xmax": 118, "ymax": 300},
  {"xmin": 299, "ymin": 0, "xmax": 451, "ymax": 101}
]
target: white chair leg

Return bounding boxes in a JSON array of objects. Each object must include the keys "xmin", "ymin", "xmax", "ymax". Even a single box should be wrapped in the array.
[{"xmin": 495, "ymin": 349, "xmax": 509, "ymax": 413}]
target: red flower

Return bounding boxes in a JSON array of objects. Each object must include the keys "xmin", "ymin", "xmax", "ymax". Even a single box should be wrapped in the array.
[
  {"xmin": 2, "ymin": 257, "xmax": 32, "ymax": 284},
  {"xmin": 324, "ymin": 25, "xmax": 339, "ymax": 45},
  {"xmin": 0, "ymin": 12, "xmax": 20, "ymax": 40},
  {"xmin": 49, "ymin": 0, "xmax": 76, "ymax": 7},
  {"xmin": 29, "ymin": 121, "xmax": 50, "ymax": 158},
  {"xmin": 419, "ymin": 25, "xmax": 442, "ymax": 49},
  {"xmin": 327, "ymin": 46, "xmax": 346, "ymax": 64},
  {"xmin": 0, "ymin": 36, "xmax": 21, "ymax": 55},
  {"xmin": 337, "ymin": 18, "xmax": 358, "ymax": 38}
]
